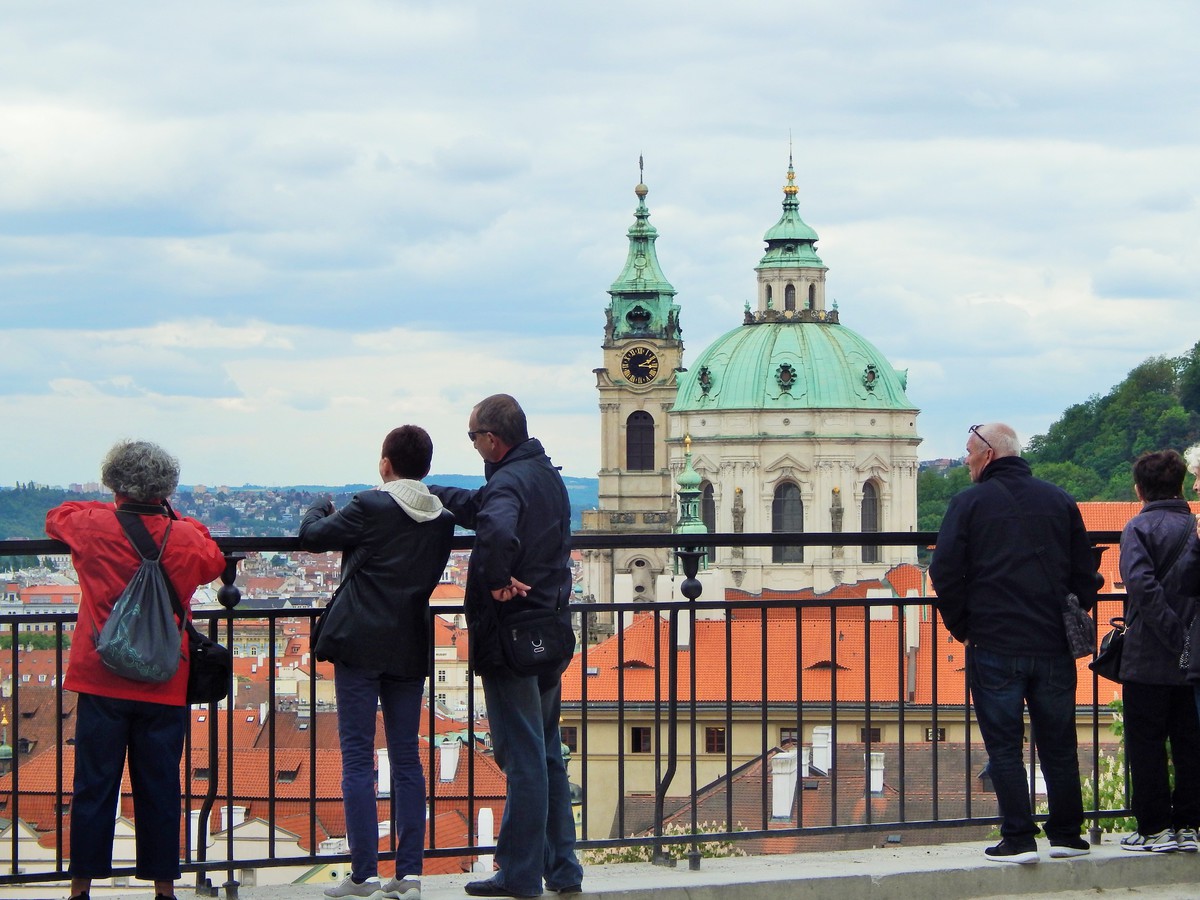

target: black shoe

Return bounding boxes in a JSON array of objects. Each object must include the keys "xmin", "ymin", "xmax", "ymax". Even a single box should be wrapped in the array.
[
  {"xmin": 464, "ymin": 877, "xmax": 540, "ymax": 899},
  {"xmin": 985, "ymin": 839, "xmax": 1039, "ymax": 864},
  {"xmin": 1049, "ymin": 835, "xmax": 1090, "ymax": 858},
  {"xmin": 549, "ymin": 886, "xmax": 582, "ymax": 895}
]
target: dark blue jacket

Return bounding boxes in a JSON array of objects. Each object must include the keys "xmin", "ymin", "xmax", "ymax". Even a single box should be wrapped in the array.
[
  {"xmin": 1117, "ymin": 499, "xmax": 1200, "ymax": 685},
  {"xmin": 430, "ymin": 438, "xmax": 573, "ymax": 675},
  {"xmin": 930, "ymin": 456, "xmax": 1100, "ymax": 656}
]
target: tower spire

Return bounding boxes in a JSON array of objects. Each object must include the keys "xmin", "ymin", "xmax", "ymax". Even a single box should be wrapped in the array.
[{"xmin": 606, "ymin": 159, "xmax": 679, "ymax": 341}]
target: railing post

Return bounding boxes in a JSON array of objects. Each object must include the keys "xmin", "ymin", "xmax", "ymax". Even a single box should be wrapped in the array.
[
  {"xmin": 199, "ymin": 551, "xmax": 242, "ymax": 899},
  {"xmin": 652, "ymin": 546, "xmax": 705, "ymax": 868}
]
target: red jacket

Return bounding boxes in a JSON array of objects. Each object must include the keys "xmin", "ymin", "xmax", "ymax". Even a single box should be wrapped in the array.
[{"xmin": 46, "ymin": 501, "xmax": 227, "ymax": 705}]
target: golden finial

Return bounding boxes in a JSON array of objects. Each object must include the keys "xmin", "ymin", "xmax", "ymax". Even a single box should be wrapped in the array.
[
  {"xmin": 684, "ymin": 434, "xmax": 692, "ymax": 454},
  {"xmin": 784, "ymin": 135, "xmax": 798, "ymax": 196}
]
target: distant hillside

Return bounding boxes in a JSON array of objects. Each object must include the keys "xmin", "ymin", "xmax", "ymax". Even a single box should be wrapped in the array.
[{"xmin": 0, "ymin": 476, "xmax": 601, "ymax": 541}]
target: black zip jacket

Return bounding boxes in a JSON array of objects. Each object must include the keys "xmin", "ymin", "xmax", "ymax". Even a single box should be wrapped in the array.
[{"xmin": 930, "ymin": 456, "xmax": 1100, "ymax": 656}]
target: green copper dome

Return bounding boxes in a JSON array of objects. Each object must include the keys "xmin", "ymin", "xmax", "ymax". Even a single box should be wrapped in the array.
[{"xmin": 674, "ymin": 319, "xmax": 913, "ymax": 412}]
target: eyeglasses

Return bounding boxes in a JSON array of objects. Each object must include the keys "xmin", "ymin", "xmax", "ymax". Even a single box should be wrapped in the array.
[
  {"xmin": 467, "ymin": 430, "xmax": 491, "ymax": 442},
  {"xmin": 968, "ymin": 424, "xmax": 993, "ymax": 451}
]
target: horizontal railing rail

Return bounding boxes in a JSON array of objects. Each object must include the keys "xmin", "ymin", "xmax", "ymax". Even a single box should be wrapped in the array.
[{"xmin": 0, "ymin": 530, "xmax": 1129, "ymax": 891}]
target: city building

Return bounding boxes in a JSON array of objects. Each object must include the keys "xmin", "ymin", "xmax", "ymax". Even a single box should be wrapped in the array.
[{"xmin": 581, "ymin": 160, "xmax": 921, "ymax": 613}]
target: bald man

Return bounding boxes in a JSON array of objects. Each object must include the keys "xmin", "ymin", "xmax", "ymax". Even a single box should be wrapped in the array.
[{"xmin": 930, "ymin": 423, "xmax": 1100, "ymax": 865}]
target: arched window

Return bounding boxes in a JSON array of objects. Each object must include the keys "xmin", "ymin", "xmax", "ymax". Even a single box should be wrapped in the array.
[
  {"xmin": 784, "ymin": 283, "xmax": 796, "ymax": 311},
  {"xmin": 626, "ymin": 411, "xmax": 654, "ymax": 471},
  {"xmin": 765, "ymin": 285, "xmax": 773, "ymax": 306},
  {"xmin": 807, "ymin": 283, "xmax": 816, "ymax": 309},
  {"xmin": 861, "ymin": 482, "xmax": 880, "ymax": 563},
  {"xmin": 772, "ymin": 483, "xmax": 804, "ymax": 563},
  {"xmin": 701, "ymin": 482, "xmax": 716, "ymax": 563}
]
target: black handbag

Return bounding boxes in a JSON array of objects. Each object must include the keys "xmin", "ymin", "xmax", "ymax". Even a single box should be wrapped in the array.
[
  {"xmin": 1089, "ymin": 617, "xmax": 1126, "ymax": 682},
  {"xmin": 186, "ymin": 621, "xmax": 232, "ymax": 704}
]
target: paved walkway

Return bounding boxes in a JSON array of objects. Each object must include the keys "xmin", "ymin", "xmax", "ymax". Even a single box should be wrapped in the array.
[{"xmin": 10, "ymin": 839, "xmax": 1200, "ymax": 900}]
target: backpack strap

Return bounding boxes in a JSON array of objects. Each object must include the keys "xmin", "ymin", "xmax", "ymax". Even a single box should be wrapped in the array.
[{"xmin": 116, "ymin": 508, "xmax": 185, "ymax": 628}]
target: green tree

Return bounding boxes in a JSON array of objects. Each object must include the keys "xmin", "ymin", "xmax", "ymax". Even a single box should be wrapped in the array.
[{"xmin": 1030, "ymin": 462, "xmax": 1105, "ymax": 501}]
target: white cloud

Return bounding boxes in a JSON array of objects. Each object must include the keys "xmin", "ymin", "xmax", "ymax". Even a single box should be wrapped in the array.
[{"xmin": 2, "ymin": 0, "xmax": 1199, "ymax": 485}]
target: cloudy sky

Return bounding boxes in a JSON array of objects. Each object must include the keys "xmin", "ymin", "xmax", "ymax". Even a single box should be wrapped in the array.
[{"xmin": 3, "ymin": 1, "xmax": 1199, "ymax": 488}]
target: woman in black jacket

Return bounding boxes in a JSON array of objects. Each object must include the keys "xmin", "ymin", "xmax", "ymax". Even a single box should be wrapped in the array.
[
  {"xmin": 299, "ymin": 426, "xmax": 454, "ymax": 900},
  {"xmin": 1117, "ymin": 450, "xmax": 1200, "ymax": 853}
]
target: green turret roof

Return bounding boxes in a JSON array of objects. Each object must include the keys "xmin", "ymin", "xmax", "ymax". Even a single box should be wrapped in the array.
[
  {"xmin": 759, "ymin": 156, "xmax": 825, "ymax": 271},
  {"xmin": 606, "ymin": 162, "xmax": 681, "ymax": 342}
]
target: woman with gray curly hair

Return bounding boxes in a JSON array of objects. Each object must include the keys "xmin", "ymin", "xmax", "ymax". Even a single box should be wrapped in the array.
[{"xmin": 46, "ymin": 440, "xmax": 225, "ymax": 900}]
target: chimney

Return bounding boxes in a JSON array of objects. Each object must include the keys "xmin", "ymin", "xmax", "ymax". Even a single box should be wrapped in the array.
[
  {"xmin": 811, "ymin": 726, "xmax": 832, "ymax": 772},
  {"xmin": 770, "ymin": 749, "xmax": 798, "ymax": 820},
  {"xmin": 440, "ymin": 738, "xmax": 462, "ymax": 782},
  {"xmin": 377, "ymin": 748, "xmax": 391, "ymax": 797},
  {"xmin": 475, "ymin": 807, "xmax": 495, "ymax": 873},
  {"xmin": 868, "ymin": 752, "xmax": 885, "ymax": 794},
  {"xmin": 190, "ymin": 808, "xmax": 209, "ymax": 849},
  {"xmin": 220, "ymin": 805, "xmax": 247, "ymax": 831}
]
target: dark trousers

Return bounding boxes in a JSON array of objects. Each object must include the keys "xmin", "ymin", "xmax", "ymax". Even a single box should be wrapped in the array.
[
  {"xmin": 481, "ymin": 668, "xmax": 582, "ymax": 895},
  {"xmin": 1123, "ymin": 680, "xmax": 1200, "ymax": 834},
  {"xmin": 333, "ymin": 664, "xmax": 426, "ymax": 880},
  {"xmin": 69, "ymin": 692, "xmax": 187, "ymax": 881},
  {"xmin": 968, "ymin": 647, "xmax": 1084, "ymax": 846}
]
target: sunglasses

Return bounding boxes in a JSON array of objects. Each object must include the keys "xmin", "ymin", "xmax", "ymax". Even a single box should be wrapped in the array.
[
  {"xmin": 467, "ymin": 430, "xmax": 492, "ymax": 442},
  {"xmin": 968, "ymin": 424, "xmax": 993, "ymax": 450}
]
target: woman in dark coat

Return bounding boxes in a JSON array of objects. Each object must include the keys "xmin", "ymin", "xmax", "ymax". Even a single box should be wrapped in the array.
[
  {"xmin": 299, "ymin": 425, "xmax": 454, "ymax": 900},
  {"xmin": 1117, "ymin": 450, "xmax": 1200, "ymax": 852}
]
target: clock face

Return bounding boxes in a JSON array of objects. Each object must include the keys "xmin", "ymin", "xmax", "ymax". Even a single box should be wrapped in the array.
[{"xmin": 620, "ymin": 346, "xmax": 660, "ymax": 385}]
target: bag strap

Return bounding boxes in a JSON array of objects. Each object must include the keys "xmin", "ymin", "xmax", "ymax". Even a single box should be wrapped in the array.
[
  {"xmin": 1157, "ymin": 514, "xmax": 1196, "ymax": 579},
  {"xmin": 116, "ymin": 508, "xmax": 185, "ymax": 629}
]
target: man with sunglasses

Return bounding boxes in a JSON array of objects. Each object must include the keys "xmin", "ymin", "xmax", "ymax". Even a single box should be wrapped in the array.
[
  {"xmin": 430, "ymin": 394, "xmax": 583, "ymax": 899},
  {"xmin": 930, "ymin": 422, "xmax": 1100, "ymax": 864}
]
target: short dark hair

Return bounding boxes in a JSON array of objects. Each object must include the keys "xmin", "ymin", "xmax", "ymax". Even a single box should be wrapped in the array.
[
  {"xmin": 381, "ymin": 425, "xmax": 433, "ymax": 480},
  {"xmin": 1133, "ymin": 450, "xmax": 1187, "ymax": 502},
  {"xmin": 473, "ymin": 394, "xmax": 528, "ymax": 447}
]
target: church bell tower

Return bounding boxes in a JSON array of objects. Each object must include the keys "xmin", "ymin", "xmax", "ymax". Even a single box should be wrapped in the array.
[{"xmin": 580, "ymin": 162, "xmax": 683, "ymax": 611}]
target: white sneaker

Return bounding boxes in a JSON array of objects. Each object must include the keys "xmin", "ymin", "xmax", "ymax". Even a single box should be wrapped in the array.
[
  {"xmin": 1175, "ymin": 828, "xmax": 1199, "ymax": 853},
  {"xmin": 1120, "ymin": 829, "xmax": 1177, "ymax": 852},
  {"xmin": 324, "ymin": 876, "xmax": 385, "ymax": 899},
  {"xmin": 382, "ymin": 877, "xmax": 421, "ymax": 900}
]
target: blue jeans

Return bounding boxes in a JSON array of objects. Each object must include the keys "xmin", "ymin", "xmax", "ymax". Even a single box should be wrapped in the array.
[
  {"xmin": 482, "ymin": 669, "xmax": 582, "ymax": 895},
  {"xmin": 968, "ymin": 647, "xmax": 1084, "ymax": 846},
  {"xmin": 334, "ymin": 663, "xmax": 426, "ymax": 880},
  {"xmin": 69, "ymin": 692, "xmax": 187, "ymax": 881}
]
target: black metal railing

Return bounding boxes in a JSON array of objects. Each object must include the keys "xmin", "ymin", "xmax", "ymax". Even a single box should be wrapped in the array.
[{"xmin": 0, "ymin": 530, "xmax": 1128, "ymax": 892}]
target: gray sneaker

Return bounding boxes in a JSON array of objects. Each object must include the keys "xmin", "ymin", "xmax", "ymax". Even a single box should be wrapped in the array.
[
  {"xmin": 1120, "ymin": 829, "xmax": 1177, "ymax": 852},
  {"xmin": 382, "ymin": 877, "xmax": 421, "ymax": 900},
  {"xmin": 1176, "ymin": 828, "xmax": 1199, "ymax": 853},
  {"xmin": 324, "ymin": 876, "xmax": 385, "ymax": 899}
]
